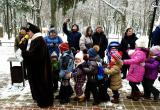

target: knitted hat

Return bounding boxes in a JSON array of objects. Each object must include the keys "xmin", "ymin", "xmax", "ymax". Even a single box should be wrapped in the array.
[
  {"xmin": 26, "ymin": 22, "xmax": 40, "ymax": 34},
  {"xmin": 111, "ymin": 52, "xmax": 122, "ymax": 62},
  {"xmin": 49, "ymin": 28, "xmax": 57, "ymax": 34},
  {"xmin": 87, "ymin": 48, "xmax": 98, "ymax": 58},
  {"xmin": 59, "ymin": 42, "xmax": 69, "ymax": 53},
  {"xmin": 136, "ymin": 37, "xmax": 148, "ymax": 48},
  {"xmin": 150, "ymin": 46, "xmax": 160, "ymax": 55},
  {"xmin": 93, "ymin": 45, "xmax": 100, "ymax": 52},
  {"xmin": 75, "ymin": 51, "xmax": 84, "ymax": 62}
]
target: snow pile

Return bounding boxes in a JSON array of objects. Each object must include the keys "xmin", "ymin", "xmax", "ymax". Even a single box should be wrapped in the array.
[{"xmin": 0, "ymin": 81, "xmax": 30, "ymax": 99}]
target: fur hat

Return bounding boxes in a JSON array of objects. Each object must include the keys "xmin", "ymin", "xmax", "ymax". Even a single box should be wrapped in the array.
[
  {"xmin": 59, "ymin": 42, "xmax": 69, "ymax": 53},
  {"xmin": 111, "ymin": 52, "xmax": 122, "ymax": 62},
  {"xmin": 26, "ymin": 22, "xmax": 40, "ymax": 34},
  {"xmin": 75, "ymin": 51, "xmax": 84, "ymax": 62},
  {"xmin": 150, "ymin": 46, "xmax": 160, "ymax": 55},
  {"xmin": 135, "ymin": 37, "xmax": 148, "ymax": 48}
]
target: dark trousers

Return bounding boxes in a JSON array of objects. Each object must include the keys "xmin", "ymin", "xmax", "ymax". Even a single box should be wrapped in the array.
[
  {"xmin": 53, "ymin": 70, "xmax": 59, "ymax": 91},
  {"xmin": 59, "ymin": 79, "xmax": 73, "ymax": 102},
  {"xmin": 85, "ymin": 81, "xmax": 99, "ymax": 103},
  {"xmin": 23, "ymin": 60, "xmax": 28, "ymax": 80},
  {"xmin": 53, "ymin": 79, "xmax": 58, "ymax": 91},
  {"xmin": 142, "ymin": 78, "xmax": 159, "ymax": 97},
  {"xmin": 129, "ymin": 81, "xmax": 140, "ymax": 93},
  {"xmin": 112, "ymin": 90, "xmax": 119, "ymax": 99},
  {"xmin": 121, "ymin": 64, "xmax": 129, "ymax": 79},
  {"xmin": 97, "ymin": 78, "xmax": 110, "ymax": 101}
]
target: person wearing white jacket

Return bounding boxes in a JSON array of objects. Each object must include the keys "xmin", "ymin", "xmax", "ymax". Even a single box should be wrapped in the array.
[{"xmin": 79, "ymin": 26, "xmax": 93, "ymax": 51}]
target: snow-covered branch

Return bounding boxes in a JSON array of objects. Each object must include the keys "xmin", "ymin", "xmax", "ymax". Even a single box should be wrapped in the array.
[{"xmin": 100, "ymin": 0, "xmax": 124, "ymax": 15}]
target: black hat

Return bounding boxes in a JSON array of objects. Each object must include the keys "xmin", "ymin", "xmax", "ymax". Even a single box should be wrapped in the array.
[{"xmin": 26, "ymin": 22, "xmax": 40, "ymax": 34}]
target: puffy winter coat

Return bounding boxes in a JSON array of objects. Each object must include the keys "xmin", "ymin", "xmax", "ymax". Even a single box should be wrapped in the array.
[
  {"xmin": 144, "ymin": 57, "xmax": 159, "ymax": 80},
  {"xmin": 79, "ymin": 35, "xmax": 93, "ymax": 50},
  {"xmin": 151, "ymin": 26, "xmax": 160, "ymax": 46},
  {"xmin": 104, "ymin": 64, "xmax": 122, "ymax": 90},
  {"xmin": 44, "ymin": 36, "xmax": 63, "ymax": 56},
  {"xmin": 124, "ymin": 48, "xmax": 146, "ymax": 82}
]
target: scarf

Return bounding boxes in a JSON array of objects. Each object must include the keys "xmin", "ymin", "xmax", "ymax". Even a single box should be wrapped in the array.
[{"xmin": 26, "ymin": 32, "xmax": 42, "ymax": 51}]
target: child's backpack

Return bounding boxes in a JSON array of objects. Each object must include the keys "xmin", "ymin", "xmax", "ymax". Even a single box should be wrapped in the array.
[
  {"xmin": 60, "ymin": 50, "xmax": 74, "ymax": 70},
  {"xmin": 97, "ymin": 62, "xmax": 104, "ymax": 80},
  {"xmin": 59, "ymin": 50, "xmax": 74, "ymax": 78}
]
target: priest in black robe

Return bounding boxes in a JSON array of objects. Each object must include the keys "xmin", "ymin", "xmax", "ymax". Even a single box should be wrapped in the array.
[{"xmin": 22, "ymin": 22, "xmax": 54, "ymax": 108}]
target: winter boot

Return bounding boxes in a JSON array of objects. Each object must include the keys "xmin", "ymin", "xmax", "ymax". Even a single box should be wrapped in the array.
[
  {"xmin": 132, "ymin": 92, "xmax": 140, "ymax": 101},
  {"xmin": 111, "ymin": 98, "xmax": 119, "ymax": 103},
  {"xmin": 153, "ymin": 91, "xmax": 160, "ymax": 101},
  {"xmin": 78, "ymin": 96, "xmax": 85, "ymax": 102},
  {"xmin": 126, "ymin": 92, "xmax": 133, "ymax": 99},
  {"xmin": 73, "ymin": 96, "xmax": 79, "ymax": 101},
  {"xmin": 92, "ymin": 101, "xmax": 100, "ymax": 105}
]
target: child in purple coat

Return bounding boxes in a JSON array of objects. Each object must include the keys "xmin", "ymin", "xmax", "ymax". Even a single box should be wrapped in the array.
[
  {"xmin": 142, "ymin": 46, "xmax": 160, "ymax": 100},
  {"xmin": 66, "ymin": 51, "xmax": 86, "ymax": 102}
]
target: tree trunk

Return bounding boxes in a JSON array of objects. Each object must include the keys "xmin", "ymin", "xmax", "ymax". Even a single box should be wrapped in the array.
[
  {"xmin": 35, "ymin": 0, "xmax": 41, "ymax": 28},
  {"xmin": 6, "ymin": 0, "xmax": 10, "ymax": 39},
  {"xmin": 121, "ymin": 0, "xmax": 128, "ymax": 35},
  {"xmin": 72, "ymin": 0, "xmax": 77, "ymax": 24},
  {"xmin": 143, "ymin": 0, "xmax": 147, "ymax": 35},
  {"xmin": 13, "ymin": 7, "xmax": 17, "ymax": 38},
  {"xmin": 10, "ymin": 6, "xmax": 13, "ymax": 37},
  {"xmin": 51, "ymin": 0, "xmax": 57, "ymax": 27}
]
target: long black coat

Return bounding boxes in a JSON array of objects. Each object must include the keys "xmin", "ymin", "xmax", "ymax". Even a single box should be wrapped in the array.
[
  {"xmin": 92, "ymin": 32, "xmax": 108, "ymax": 59},
  {"xmin": 22, "ymin": 36, "xmax": 54, "ymax": 107},
  {"xmin": 119, "ymin": 33, "xmax": 138, "ymax": 59}
]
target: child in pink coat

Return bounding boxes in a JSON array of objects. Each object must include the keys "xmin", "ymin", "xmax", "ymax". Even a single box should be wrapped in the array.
[{"xmin": 123, "ymin": 37, "xmax": 148, "ymax": 101}]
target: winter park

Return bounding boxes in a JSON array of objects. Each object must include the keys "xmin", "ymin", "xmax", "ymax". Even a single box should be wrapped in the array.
[{"xmin": 1, "ymin": 0, "xmax": 160, "ymax": 110}]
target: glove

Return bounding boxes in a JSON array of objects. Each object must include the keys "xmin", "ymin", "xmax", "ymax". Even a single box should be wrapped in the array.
[
  {"xmin": 128, "ymin": 49, "xmax": 135, "ymax": 56},
  {"xmin": 64, "ymin": 18, "xmax": 70, "ymax": 23},
  {"xmin": 140, "ymin": 62, "xmax": 145, "ymax": 66},
  {"xmin": 65, "ymin": 72, "xmax": 72, "ymax": 78}
]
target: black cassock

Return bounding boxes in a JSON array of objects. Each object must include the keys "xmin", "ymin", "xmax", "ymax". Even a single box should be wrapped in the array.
[{"xmin": 22, "ymin": 36, "xmax": 54, "ymax": 107}]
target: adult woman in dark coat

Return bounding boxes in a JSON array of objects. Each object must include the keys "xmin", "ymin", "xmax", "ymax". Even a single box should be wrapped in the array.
[
  {"xmin": 92, "ymin": 25, "xmax": 108, "ymax": 60},
  {"xmin": 119, "ymin": 28, "xmax": 138, "ymax": 79},
  {"xmin": 22, "ymin": 23, "xmax": 54, "ymax": 108}
]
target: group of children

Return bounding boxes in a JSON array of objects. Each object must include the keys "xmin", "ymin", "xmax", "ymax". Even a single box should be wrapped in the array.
[{"xmin": 50, "ymin": 37, "xmax": 160, "ymax": 105}]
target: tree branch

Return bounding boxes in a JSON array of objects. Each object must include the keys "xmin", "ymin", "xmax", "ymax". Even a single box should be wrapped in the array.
[
  {"xmin": 100, "ymin": 0, "xmax": 143, "ymax": 16},
  {"xmin": 100, "ymin": 0, "xmax": 124, "ymax": 15}
]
